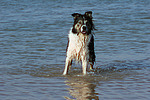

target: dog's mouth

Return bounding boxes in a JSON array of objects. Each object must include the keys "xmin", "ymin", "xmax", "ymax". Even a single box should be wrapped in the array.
[{"xmin": 82, "ymin": 30, "xmax": 86, "ymax": 34}]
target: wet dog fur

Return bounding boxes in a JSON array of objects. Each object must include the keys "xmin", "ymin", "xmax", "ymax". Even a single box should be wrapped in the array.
[{"xmin": 63, "ymin": 11, "xmax": 96, "ymax": 75}]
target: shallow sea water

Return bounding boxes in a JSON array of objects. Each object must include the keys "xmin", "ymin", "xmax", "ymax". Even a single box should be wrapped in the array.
[{"xmin": 0, "ymin": 0, "xmax": 150, "ymax": 100}]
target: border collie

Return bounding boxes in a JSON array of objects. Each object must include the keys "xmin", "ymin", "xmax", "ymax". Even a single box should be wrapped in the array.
[{"xmin": 63, "ymin": 11, "xmax": 96, "ymax": 75}]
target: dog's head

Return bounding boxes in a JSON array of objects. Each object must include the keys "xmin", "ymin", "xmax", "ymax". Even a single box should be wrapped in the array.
[{"xmin": 71, "ymin": 11, "xmax": 95, "ymax": 35}]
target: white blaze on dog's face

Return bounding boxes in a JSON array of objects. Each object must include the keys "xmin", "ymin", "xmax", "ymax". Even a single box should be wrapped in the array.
[{"xmin": 71, "ymin": 12, "xmax": 93, "ymax": 35}]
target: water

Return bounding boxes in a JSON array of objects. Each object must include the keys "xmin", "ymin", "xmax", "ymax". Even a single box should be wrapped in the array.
[{"xmin": 0, "ymin": 0, "xmax": 150, "ymax": 100}]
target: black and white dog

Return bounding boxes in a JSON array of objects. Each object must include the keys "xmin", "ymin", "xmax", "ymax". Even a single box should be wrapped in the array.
[{"xmin": 63, "ymin": 11, "xmax": 96, "ymax": 75}]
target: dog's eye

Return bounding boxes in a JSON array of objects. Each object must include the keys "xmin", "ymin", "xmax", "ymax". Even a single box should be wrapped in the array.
[{"xmin": 79, "ymin": 21, "xmax": 82, "ymax": 24}]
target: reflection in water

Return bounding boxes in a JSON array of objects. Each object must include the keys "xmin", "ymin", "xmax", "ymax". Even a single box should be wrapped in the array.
[{"xmin": 64, "ymin": 76, "xmax": 99, "ymax": 100}]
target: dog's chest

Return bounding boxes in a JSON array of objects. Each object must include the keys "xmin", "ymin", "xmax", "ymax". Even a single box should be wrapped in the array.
[
  {"xmin": 69, "ymin": 32, "xmax": 90, "ymax": 48},
  {"xmin": 67, "ymin": 32, "xmax": 91, "ymax": 60}
]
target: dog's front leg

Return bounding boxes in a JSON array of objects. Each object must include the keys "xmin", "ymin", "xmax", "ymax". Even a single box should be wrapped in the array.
[
  {"xmin": 82, "ymin": 60, "xmax": 88, "ymax": 75},
  {"xmin": 90, "ymin": 64, "xmax": 94, "ymax": 70},
  {"xmin": 63, "ymin": 57, "xmax": 72, "ymax": 75}
]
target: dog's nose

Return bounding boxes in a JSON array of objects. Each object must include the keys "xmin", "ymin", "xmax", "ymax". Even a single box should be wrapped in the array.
[{"xmin": 83, "ymin": 26, "xmax": 86, "ymax": 30}]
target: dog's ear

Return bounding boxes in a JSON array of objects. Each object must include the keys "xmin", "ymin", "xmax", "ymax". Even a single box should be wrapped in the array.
[
  {"xmin": 85, "ymin": 11, "xmax": 93, "ymax": 19},
  {"xmin": 85, "ymin": 11, "xmax": 96, "ymax": 30},
  {"xmin": 72, "ymin": 13, "xmax": 81, "ymax": 20}
]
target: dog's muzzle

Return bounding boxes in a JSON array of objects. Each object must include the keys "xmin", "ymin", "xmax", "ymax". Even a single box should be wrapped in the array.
[{"xmin": 81, "ymin": 25, "xmax": 87, "ymax": 34}]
